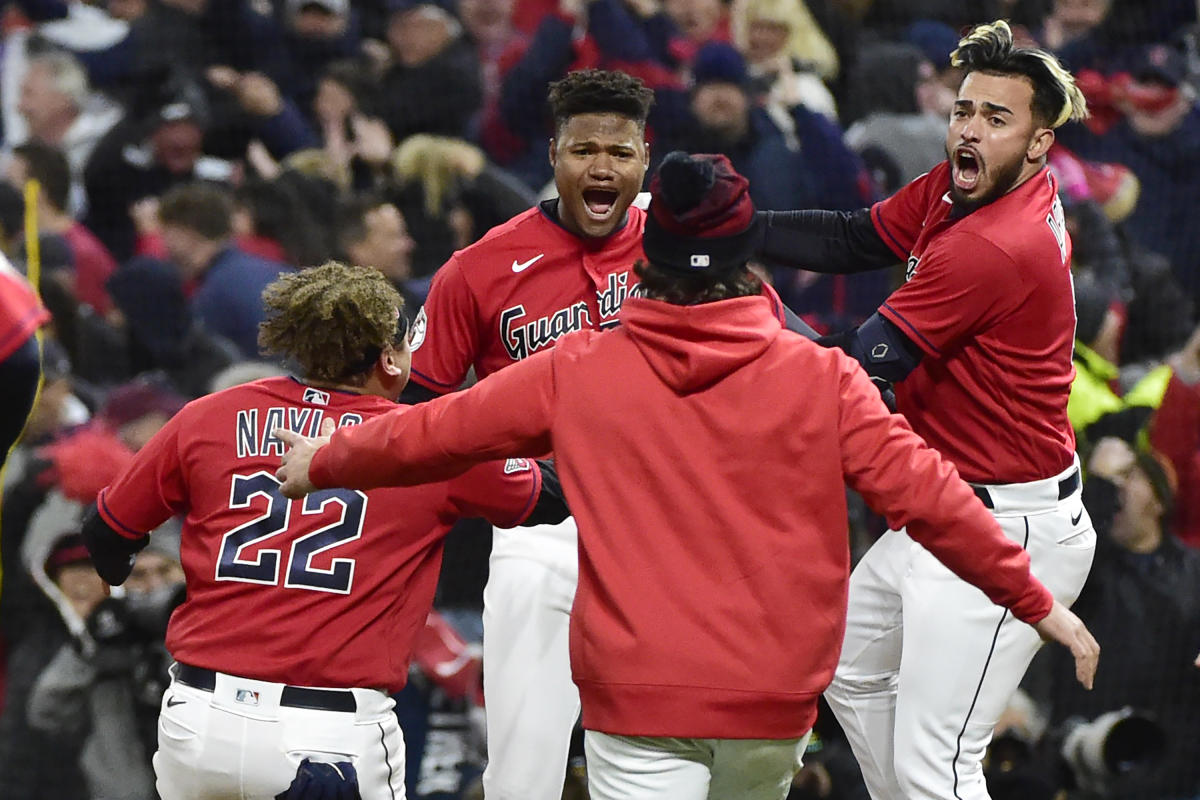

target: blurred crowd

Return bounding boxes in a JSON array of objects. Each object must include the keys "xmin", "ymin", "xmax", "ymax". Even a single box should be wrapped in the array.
[{"xmin": 0, "ymin": 0, "xmax": 1199, "ymax": 798}]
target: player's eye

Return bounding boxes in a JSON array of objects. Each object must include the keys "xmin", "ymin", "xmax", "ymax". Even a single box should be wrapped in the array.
[{"xmin": 990, "ymin": 116, "xmax": 1005, "ymax": 126}]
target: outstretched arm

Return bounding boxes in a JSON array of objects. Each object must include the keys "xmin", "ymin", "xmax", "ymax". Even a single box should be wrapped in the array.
[
  {"xmin": 277, "ymin": 348, "xmax": 559, "ymax": 497},
  {"xmin": 757, "ymin": 209, "xmax": 898, "ymax": 274}
]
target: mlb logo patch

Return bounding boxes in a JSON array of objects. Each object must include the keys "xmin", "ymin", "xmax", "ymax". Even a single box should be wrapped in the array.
[
  {"xmin": 503, "ymin": 458, "xmax": 531, "ymax": 474},
  {"xmin": 235, "ymin": 689, "xmax": 260, "ymax": 706},
  {"xmin": 690, "ymin": 254, "xmax": 710, "ymax": 268},
  {"xmin": 303, "ymin": 388, "xmax": 330, "ymax": 405}
]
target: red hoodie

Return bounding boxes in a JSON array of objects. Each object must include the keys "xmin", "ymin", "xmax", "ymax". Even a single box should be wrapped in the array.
[{"xmin": 311, "ymin": 294, "xmax": 1053, "ymax": 739}]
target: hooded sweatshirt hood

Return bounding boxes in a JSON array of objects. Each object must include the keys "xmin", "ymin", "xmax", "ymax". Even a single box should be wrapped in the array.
[{"xmin": 619, "ymin": 294, "xmax": 780, "ymax": 394}]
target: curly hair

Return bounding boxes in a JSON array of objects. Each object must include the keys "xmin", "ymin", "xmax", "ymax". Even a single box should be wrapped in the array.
[
  {"xmin": 258, "ymin": 261, "xmax": 405, "ymax": 384},
  {"xmin": 633, "ymin": 259, "xmax": 762, "ymax": 305},
  {"xmin": 548, "ymin": 70, "xmax": 655, "ymax": 136},
  {"xmin": 951, "ymin": 20, "xmax": 1088, "ymax": 129}
]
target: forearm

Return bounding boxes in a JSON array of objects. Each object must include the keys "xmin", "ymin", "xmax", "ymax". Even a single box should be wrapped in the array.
[
  {"xmin": 312, "ymin": 353, "xmax": 556, "ymax": 489},
  {"xmin": 758, "ymin": 208, "xmax": 897, "ymax": 274}
]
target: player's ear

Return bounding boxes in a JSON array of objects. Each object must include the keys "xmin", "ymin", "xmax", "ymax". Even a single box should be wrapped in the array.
[
  {"xmin": 380, "ymin": 344, "xmax": 406, "ymax": 377},
  {"xmin": 1027, "ymin": 127, "xmax": 1054, "ymax": 162},
  {"xmin": 548, "ymin": 138, "xmax": 558, "ymax": 168}
]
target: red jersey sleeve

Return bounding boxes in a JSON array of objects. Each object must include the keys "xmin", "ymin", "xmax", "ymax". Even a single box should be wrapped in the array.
[
  {"xmin": 832, "ymin": 352, "xmax": 1053, "ymax": 622},
  {"xmin": 311, "ymin": 343, "xmax": 561, "ymax": 490},
  {"xmin": 0, "ymin": 268, "xmax": 50, "ymax": 362},
  {"xmin": 878, "ymin": 232, "xmax": 1022, "ymax": 357},
  {"xmin": 96, "ymin": 411, "xmax": 188, "ymax": 540},
  {"xmin": 408, "ymin": 255, "xmax": 483, "ymax": 393},
  {"xmin": 869, "ymin": 165, "xmax": 944, "ymax": 259},
  {"xmin": 446, "ymin": 458, "xmax": 543, "ymax": 527}
]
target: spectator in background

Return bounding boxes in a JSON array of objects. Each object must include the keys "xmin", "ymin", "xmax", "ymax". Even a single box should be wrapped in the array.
[
  {"xmin": 7, "ymin": 142, "xmax": 119, "ymax": 315},
  {"xmin": 664, "ymin": 0, "xmax": 727, "ymax": 45},
  {"xmin": 13, "ymin": 50, "xmax": 123, "ymax": 215},
  {"xmin": 202, "ymin": 64, "xmax": 318, "ymax": 161},
  {"xmin": 1057, "ymin": 43, "xmax": 1200, "ymax": 306},
  {"xmin": 276, "ymin": 0, "xmax": 363, "ymax": 115},
  {"xmin": 232, "ymin": 177, "xmax": 330, "ymax": 267},
  {"xmin": 0, "ymin": 531, "xmax": 99, "ymax": 800},
  {"xmin": 842, "ymin": 42, "xmax": 953, "ymax": 193},
  {"xmin": 390, "ymin": 134, "xmax": 536, "ymax": 277},
  {"xmin": 156, "ymin": 182, "xmax": 288, "ymax": 358},
  {"xmin": 730, "ymin": 0, "xmax": 839, "ymax": 119},
  {"xmin": 83, "ymin": 90, "xmax": 232, "ymax": 259},
  {"xmin": 458, "ymin": 0, "xmax": 525, "ymax": 108},
  {"xmin": 335, "ymin": 194, "xmax": 419, "ymax": 304},
  {"xmin": 1037, "ymin": 0, "xmax": 1110, "ymax": 53},
  {"xmin": 662, "ymin": 42, "xmax": 884, "ymax": 325},
  {"xmin": 68, "ymin": 256, "xmax": 241, "ymax": 397},
  {"xmin": 1025, "ymin": 437, "xmax": 1200, "ymax": 800},
  {"xmin": 378, "ymin": 0, "xmax": 483, "ymax": 143}
]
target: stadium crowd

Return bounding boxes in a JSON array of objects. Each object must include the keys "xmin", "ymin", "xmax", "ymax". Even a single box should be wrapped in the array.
[{"xmin": 0, "ymin": 0, "xmax": 1198, "ymax": 798}]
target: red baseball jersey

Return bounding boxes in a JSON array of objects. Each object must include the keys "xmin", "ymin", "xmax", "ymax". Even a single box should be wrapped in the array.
[
  {"xmin": 0, "ymin": 258, "xmax": 49, "ymax": 362},
  {"xmin": 872, "ymin": 162, "xmax": 1076, "ymax": 484},
  {"xmin": 96, "ymin": 376, "xmax": 542, "ymax": 693},
  {"xmin": 409, "ymin": 201, "xmax": 789, "ymax": 391}
]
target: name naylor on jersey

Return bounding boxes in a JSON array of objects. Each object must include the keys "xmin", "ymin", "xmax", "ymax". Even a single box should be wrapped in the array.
[
  {"xmin": 499, "ymin": 271, "xmax": 642, "ymax": 360},
  {"xmin": 235, "ymin": 407, "xmax": 364, "ymax": 459}
]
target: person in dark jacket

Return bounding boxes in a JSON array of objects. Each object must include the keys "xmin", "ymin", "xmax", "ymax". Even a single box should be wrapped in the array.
[{"xmin": 156, "ymin": 182, "xmax": 290, "ymax": 359}]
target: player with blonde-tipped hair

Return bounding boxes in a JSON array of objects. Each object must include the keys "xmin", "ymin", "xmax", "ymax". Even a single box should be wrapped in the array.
[{"xmin": 755, "ymin": 20, "xmax": 1095, "ymax": 800}]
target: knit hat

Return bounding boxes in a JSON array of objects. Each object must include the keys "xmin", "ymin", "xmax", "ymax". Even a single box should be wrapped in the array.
[
  {"xmin": 642, "ymin": 151, "xmax": 760, "ymax": 275},
  {"xmin": 692, "ymin": 42, "xmax": 749, "ymax": 88}
]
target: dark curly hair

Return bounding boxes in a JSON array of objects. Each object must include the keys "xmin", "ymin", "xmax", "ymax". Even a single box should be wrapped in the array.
[
  {"xmin": 633, "ymin": 259, "xmax": 761, "ymax": 306},
  {"xmin": 548, "ymin": 69, "xmax": 655, "ymax": 137},
  {"xmin": 951, "ymin": 20, "xmax": 1088, "ymax": 129},
  {"xmin": 258, "ymin": 261, "xmax": 405, "ymax": 384}
]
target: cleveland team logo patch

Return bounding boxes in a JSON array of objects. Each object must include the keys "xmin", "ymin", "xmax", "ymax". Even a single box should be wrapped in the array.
[
  {"xmin": 409, "ymin": 306, "xmax": 428, "ymax": 351},
  {"xmin": 503, "ymin": 458, "xmax": 531, "ymax": 474},
  {"xmin": 905, "ymin": 255, "xmax": 920, "ymax": 282}
]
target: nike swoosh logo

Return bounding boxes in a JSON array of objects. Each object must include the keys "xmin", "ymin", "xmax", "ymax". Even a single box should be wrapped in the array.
[
  {"xmin": 1070, "ymin": 509, "xmax": 1083, "ymax": 526},
  {"xmin": 512, "ymin": 254, "xmax": 544, "ymax": 273},
  {"xmin": 166, "ymin": 696, "xmax": 185, "ymax": 708}
]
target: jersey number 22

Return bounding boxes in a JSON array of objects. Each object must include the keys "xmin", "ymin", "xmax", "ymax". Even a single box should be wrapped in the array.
[{"xmin": 216, "ymin": 471, "xmax": 366, "ymax": 594}]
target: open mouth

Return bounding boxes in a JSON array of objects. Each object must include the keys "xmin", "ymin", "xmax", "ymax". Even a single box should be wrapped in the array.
[
  {"xmin": 953, "ymin": 148, "xmax": 982, "ymax": 192},
  {"xmin": 582, "ymin": 188, "xmax": 620, "ymax": 219}
]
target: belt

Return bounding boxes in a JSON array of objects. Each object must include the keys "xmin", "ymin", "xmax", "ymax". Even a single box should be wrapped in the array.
[
  {"xmin": 972, "ymin": 469, "xmax": 1080, "ymax": 510},
  {"xmin": 175, "ymin": 663, "xmax": 357, "ymax": 713}
]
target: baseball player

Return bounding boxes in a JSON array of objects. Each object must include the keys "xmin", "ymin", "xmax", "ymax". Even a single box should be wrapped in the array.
[
  {"xmin": 403, "ymin": 69, "xmax": 805, "ymax": 800},
  {"xmin": 757, "ymin": 21, "xmax": 1096, "ymax": 799},
  {"xmin": 273, "ymin": 151, "xmax": 1099, "ymax": 800},
  {"xmin": 80, "ymin": 263, "xmax": 568, "ymax": 800},
  {"xmin": 0, "ymin": 253, "xmax": 49, "ymax": 465}
]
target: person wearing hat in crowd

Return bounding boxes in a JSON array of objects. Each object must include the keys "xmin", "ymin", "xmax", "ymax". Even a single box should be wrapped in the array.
[
  {"xmin": 82, "ymin": 85, "xmax": 232, "ymax": 260},
  {"xmin": 1057, "ymin": 40, "xmax": 1200, "ymax": 305},
  {"xmin": 377, "ymin": 0, "xmax": 483, "ymax": 143},
  {"xmin": 80, "ymin": 261, "xmax": 570, "ymax": 800},
  {"xmin": 274, "ymin": 150, "xmax": 1100, "ymax": 800}
]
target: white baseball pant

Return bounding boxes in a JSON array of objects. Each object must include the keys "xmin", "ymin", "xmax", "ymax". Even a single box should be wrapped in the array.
[
  {"xmin": 825, "ymin": 458, "xmax": 1095, "ymax": 800},
  {"xmin": 481, "ymin": 517, "xmax": 581, "ymax": 800},
  {"xmin": 584, "ymin": 730, "xmax": 811, "ymax": 800},
  {"xmin": 154, "ymin": 667, "xmax": 406, "ymax": 800}
]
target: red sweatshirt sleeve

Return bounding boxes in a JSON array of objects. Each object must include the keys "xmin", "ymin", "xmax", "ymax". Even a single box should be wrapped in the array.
[
  {"xmin": 833, "ymin": 354, "xmax": 1054, "ymax": 623},
  {"xmin": 310, "ymin": 347, "xmax": 558, "ymax": 490}
]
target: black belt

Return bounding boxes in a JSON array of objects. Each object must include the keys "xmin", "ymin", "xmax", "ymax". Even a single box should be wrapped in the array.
[
  {"xmin": 972, "ymin": 469, "xmax": 1080, "ymax": 510},
  {"xmin": 174, "ymin": 663, "xmax": 357, "ymax": 713}
]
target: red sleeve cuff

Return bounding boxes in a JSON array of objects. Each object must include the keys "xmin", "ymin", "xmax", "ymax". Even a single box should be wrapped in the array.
[{"xmin": 1009, "ymin": 580, "xmax": 1055, "ymax": 625}]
